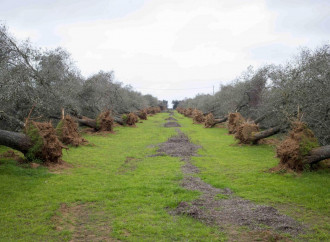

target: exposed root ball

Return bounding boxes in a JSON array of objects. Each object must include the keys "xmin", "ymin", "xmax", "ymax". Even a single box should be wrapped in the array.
[
  {"xmin": 96, "ymin": 111, "xmax": 114, "ymax": 132},
  {"xmin": 126, "ymin": 113, "xmax": 139, "ymax": 126},
  {"xmin": 228, "ymin": 113, "xmax": 245, "ymax": 134},
  {"xmin": 146, "ymin": 107, "xmax": 161, "ymax": 115},
  {"xmin": 25, "ymin": 121, "xmax": 64, "ymax": 163},
  {"xmin": 57, "ymin": 115, "xmax": 88, "ymax": 147},
  {"xmin": 204, "ymin": 113, "xmax": 215, "ymax": 128},
  {"xmin": 184, "ymin": 108, "xmax": 193, "ymax": 117},
  {"xmin": 276, "ymin": 121, "xmax": 319, "ymax": 171},
  {"xmin": 137, "ymin": 110, "xmax": 147, "ymax": 120},
  {"xmin": 235, "ymin": 122, "xmax": 259, "ymax": 144},
  {"xmin": 176, "ymin": 107, "xmax": 184, "ymax": 114},
  {"xmin": 192, "ymin": 109, "xmax": 205, "ymax": 124}
]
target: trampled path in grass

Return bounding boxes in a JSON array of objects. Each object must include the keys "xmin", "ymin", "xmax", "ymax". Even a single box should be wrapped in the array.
[{"xmin": 0, "ymin": 112, "xmax": 329, "ymax": 241}]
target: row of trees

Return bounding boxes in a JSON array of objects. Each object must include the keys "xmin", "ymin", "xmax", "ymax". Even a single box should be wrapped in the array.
[
  {"xmin": 0, "ymin": 23, "xmax": 162, "ymax": 131},
  {"xmin": 176, "ymin": 44, "xmax": 330, "ymax": 145}
]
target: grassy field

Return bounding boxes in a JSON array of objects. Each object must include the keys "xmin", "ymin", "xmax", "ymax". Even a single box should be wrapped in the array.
[{"xmin": 0, "ymin": 112, "xmax": 329, "ymax": 241}]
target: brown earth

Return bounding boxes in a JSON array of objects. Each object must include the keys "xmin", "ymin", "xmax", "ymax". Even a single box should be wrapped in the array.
[
  {"xmin": 275, "ymin": 121, "xmax": 319, "ymax": 171},
  {"xmin": 96, "ymin": 111, "xmax": 114, "ymax": 132},
  {"xmin": 228, "ymin": 113, "xmax": 245, "ymax": 134},
  {"xmin": 165, "ymin": 117, "xmax": 177, "ymax": 121},
  {"xmin": 204, "ymin": 113, "xmax": 215, "ymax": 128},
  {"xmin": 164, "ymin": 122, "xmax": 181, "ymax": 127},
  {"xmin": 26, "ymin": 121, "xmax": 65, "ymax": 163},
  {"xmin": 235, "ymin": 122, "xmax": 259, "ymax": 144},
  {"xmin": 155, "ymin": 128, "xmax": 303, "ymax": 240},
  {"xmin": 58, "ymin": 115, "xmax": 88, "ymax": 146}
]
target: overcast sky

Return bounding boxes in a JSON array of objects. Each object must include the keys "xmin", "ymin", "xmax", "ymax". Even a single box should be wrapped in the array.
[{"xmin": 1, "ymin": 0, "xmax": 329, "ymax": 106}]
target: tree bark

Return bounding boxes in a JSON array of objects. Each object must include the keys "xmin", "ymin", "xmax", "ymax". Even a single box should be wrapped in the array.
[
  {"xmin": 0, "ymin": 129, "xmax": 32, "ymax": 154},
  {"xmin": 77, "ymin": 118, "xmax": 97, "ymax": 129},
  {"xmin": 304, "ymin": 145, "xmax": 330, "ymax": 165},
  {"xmin": 211, "ymin": 116, "xmax": 228, "ymax": 127},
  {"xmin": 251, "ymin": 126, "xmax": 281, "ymax": 144}
]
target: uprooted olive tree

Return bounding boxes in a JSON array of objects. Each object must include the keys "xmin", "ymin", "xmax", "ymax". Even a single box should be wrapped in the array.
[
  {"xmin": 78, "ymin": 111, "xmax": 115, "ymax": 132},
  {"xmin": 56, "ymin": 114, "xmax": 88, "ymax": 146},
  {"xmin": 0, "ymin": 121, "xmax": 64, "ymax": 163},
  {"xmin": 275, "ymin": 122, "xmax": 330, "ymax": 171}
]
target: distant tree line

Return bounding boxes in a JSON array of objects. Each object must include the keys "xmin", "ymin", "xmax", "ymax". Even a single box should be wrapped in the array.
[
  {"xmin": 178, "ymin": 44, "xmax": 330, "ymax": 145},
  {"xmin": 0, "ymin": 23, "xmax": 161, "ymax": 131}
]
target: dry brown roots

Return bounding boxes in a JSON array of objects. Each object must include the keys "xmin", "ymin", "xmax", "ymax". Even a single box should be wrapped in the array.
[
  {"xmin": 58, "ymin": 115, "xmax": 88, "ymax": 147},
  {"xmin": 96, "ymin": 111, "xmax": 114, "ymax": 132},
  {"xmin": 184, "ymin": 108, "xmax": 193, "ymax": 117},
  {"xmin": 126, "ymin": 113, "xmax": 139, "ymax": 126},
  {"xmin": 204, "ymin": 113, "xmax": 215, "ymax": 128},
  {"xmin": 146, "ymin": 107, "xmax": 161, "ymax": 115},
  {"xmin": 137, "ymin": 110, "xmax": 147, "ymax": 120},
  {"xmin": 192, "ymin": 109, "xmax": 205, "ymax": 124},
  {"xmin": 228, "ymin": 113, "xmax": 245, "ymax": 134},
  {"xmin": 235, "ymin": 122, "xmax": 259, "ymax": 144},
  {"xmin": 26, "ymin": 121, "xmax": 64, "ymax": 163},
  {"xmin": 275, "ymin": 121, "xmax": 319, "ymax": 171}
]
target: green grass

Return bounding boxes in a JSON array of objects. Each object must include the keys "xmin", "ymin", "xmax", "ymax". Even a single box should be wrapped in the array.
[
  {"xmin": 1, "ymin": 111, "xmax": 329, "ymax": 241},
  {"xmin": 0, "ymin": 113, "xmax": 224, "ymax": 241},
  {"xmin": 175, "ymin": 112, "xmax": 330, "ymax": 241}
]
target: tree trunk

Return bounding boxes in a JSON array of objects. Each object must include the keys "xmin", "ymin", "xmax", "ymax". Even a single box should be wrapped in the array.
[
  {"xmin": 251, "ymin": 126, "xmax": 281, "ymax": 144},
  {"xmin": 114, "ymin": 116, "xmax": 124, "ymax": 125},
  {"xmin": 304, "ymin": 145, "xmax": 330, "ymax": 165},
  {"xmin": 211, "ymin": 116, "xmax": 228, "ymax": 127},
  {"xmin": 0, "ymin": 112, "xmax": 25, "ymax": 131},
  {"xmin": 0, "ymin": 129, "xmax": 32, "ymax": 154},
  {"xmin": 77, "ymin": 118, "xmax": 97, "ymax": 129}
]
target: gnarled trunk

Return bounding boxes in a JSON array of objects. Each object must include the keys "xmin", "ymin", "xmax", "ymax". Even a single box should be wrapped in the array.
[
  {"xmin": 304, "ymin": 145, "xmax": 330, "ymax": 165},
  {"xmin": 251, "ymin": 126, "xmax": 281, "ymax": 144},
  {"xmin": 0, "ymin": 129, "xmax": 32, "ymax": 154}
]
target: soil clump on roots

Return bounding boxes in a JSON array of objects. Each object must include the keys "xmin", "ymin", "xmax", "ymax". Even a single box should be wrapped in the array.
[
  {"xmin": 96, "ymin": 111, "xmax": 114, "ymax": 132},
  {"xmin": 235, "ymin": 122, "xmax": 259, "ymax": 144},
  {"xmin": 275, "ymin": 121, "xmax": 319, "ymax": 171},
  {"xmin": 228, "ymin": 112, "xmax": 245, "ymax": 134},
  {"xmin": 57, "ymin": 115, "xmax": 88, "ymax": 146},
  {"xmin": 164, "ymin": 122, "xmax": 181, "ymax": 127},
  {"xmin": 204, "ymin": 113, "xmax": 215, "ymax": 128},
  {"xmin": 25, "ymin": 121, "xmax": 64, "ymax": 163},
  {"xmin": 155, "ymin": 129, "xmax": 303, "ymax": 239}
]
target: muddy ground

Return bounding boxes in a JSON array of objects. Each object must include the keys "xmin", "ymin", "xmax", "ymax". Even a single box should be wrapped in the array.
[
  {"xmin": 164, "ymin": 121, "xmax": 181, "ymax": 127},
  {"xmin": 156, "ymin": 124, "xmax": 303, "ymax": 240}
]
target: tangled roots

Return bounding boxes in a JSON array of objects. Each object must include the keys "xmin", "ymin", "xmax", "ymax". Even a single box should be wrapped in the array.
[
  {"xmin": 126, "ymin": 113, "xmax": 139, "ymax": 126},
  {"xmin": 57, "ymin": 115, "xmax": 87, "ymax": 147},
  {"xmin": 138, "ymin": 110, "xmax": 147, "ymax": 120},
  {"xmin": 235, "ymin": 122, "xmax": 259, "ymax": 144},
  {"xmin": 275, "ymin": 121, "xmax": 319, "ymax": 171},
  {"xmin": 183, "ymin": 108, "xmax": 193, "ymax": 117},
  {"xmin": 25, "ymin": 121, "xmax": 64, "ymax": 163},
  {"xmin": 192, "ymin": 109, "xmax": 205, "ymax": 124},
  {"xmin": 204, "ymin": 113, "xmax": 215, "ymax": 128},
  {"xmin": 96, "ymin": 111, "xmax": 114, "ymax": 132},
  {"xmin": 228, "ymin": 113, "xmax": 245, "ymax": 134}
]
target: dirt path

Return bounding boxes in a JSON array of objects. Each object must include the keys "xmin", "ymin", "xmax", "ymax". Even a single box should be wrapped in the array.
[{"xmin": 156, "ymin": 127, "xmax": 303, "ymax": 240}]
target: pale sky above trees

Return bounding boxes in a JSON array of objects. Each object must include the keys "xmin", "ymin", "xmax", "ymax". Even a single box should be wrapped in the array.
[{"xmin": 1, "ymin": 0, "xmax": 329, "ymax": 105}]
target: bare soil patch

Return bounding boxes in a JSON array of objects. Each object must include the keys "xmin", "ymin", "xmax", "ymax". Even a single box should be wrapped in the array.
[
  {"xmin": 164, "ymin": 122, "xmax": 181, "ymax": 127},
  {"xmin": 165, "ymin": 117, "xmax": 177, "ymax": 121},
  {"xmin": 157, "ymin": 129, "xmax": 303, "ymax": 239},
  {"xmin": 53, "ymin": 203, "xmax": 115, "ymax": 241}
]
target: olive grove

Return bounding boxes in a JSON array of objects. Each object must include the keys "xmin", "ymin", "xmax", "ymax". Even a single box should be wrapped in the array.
[
  {"xmin": 0, "ymin": 24, "xmax": 160, "ymax": 131},
  {"xmin": 178, "ymin": 44, "xmax": 330, "ymax": 145}
]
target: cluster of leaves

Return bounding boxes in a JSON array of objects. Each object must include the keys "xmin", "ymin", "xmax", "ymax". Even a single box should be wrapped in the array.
[
  {"xmin": 178, "ymin": 44, "xmax": 330, "ymax": 145},
  {"xmin": 0, "ymin": 23, "xmax": 160, "ymax": 130}
]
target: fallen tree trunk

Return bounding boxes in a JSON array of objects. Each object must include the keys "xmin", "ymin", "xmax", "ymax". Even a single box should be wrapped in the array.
[
  {"xmin": 211, "ymin": 116, "xmax": 228, "ymax": 127},
  {"xmin": 304, "ymin": 145, "xmax": 330, "ymax": 165},
  {"xmin": 77, "ymin": 118, "xmax": 97, "ymax": 129},
  {"xmin": 0, "ymin": 129, "xmax": 32, "ymax": 154},
  {"xmin": 0, "ymin": 111, "xmax": 25, "ymax": 131},
  {"xmin": 250, "ymin": 126, "xmax": 281, "ymax": 144}
]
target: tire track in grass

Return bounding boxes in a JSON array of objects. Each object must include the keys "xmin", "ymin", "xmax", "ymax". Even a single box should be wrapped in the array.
[{"xmin": 155, "ymin": 118, "xmax": 303, "ymax": 240}]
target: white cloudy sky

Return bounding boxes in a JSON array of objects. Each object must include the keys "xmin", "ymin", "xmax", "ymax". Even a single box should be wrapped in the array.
[{"xmin": 1, "ymin": 0, "xmax": 329, "ymax": 106}]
